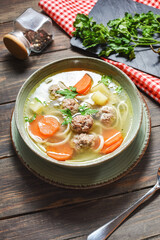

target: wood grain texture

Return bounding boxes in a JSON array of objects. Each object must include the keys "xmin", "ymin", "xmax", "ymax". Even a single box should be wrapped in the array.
[
  {"xmin": 0, "ymin": 22, "xmax": 70, "ymax": 61},
  {"xmin": 0, "ymin": 0, "xmax": 39, "ymax": 23},
  {"xmin": 0, "ymin": 0, "xmax": 160, "ymax": 239},
  {"xmin": 0, "ymin": 49, "xmax": 83, "ymax": 105},
  {"xmin": 1, "ymin": 187, "xmax": 160, "ymax": 240},
  {"xmin": 0, "ymin": 126, "xmax": 160, "ymax": 219},
  {"xmin": 0, "ymin": 103, "xmax": 15, "ymax": 158}
]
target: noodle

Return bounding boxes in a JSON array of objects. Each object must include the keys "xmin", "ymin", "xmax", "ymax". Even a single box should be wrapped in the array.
[
  {"xmin": 45, "ymin": 132, "xmax": 72, "ymax": 146},
  {"xmin": 117, "ymin": 101, "xmax": 129, "ymax": 130},
  {"xmin": 37, "ymin": 143, "xmax": 47, "ymax": 152},
  {"xmin": 76, "ymin": 95, "xmax": 89, "ymax": 100},
  {"xmin": 55, "ymin": 123, "xmax": 71, "ymax": 137},
  {"xmin": 26, "ymin": 124, "xmax": 48, "ymax": 143},
  {"xmin": 94, "ymin": 135, "xmax": 104, "ymax": 152},
  {"xmin": 58, "ymin": 81, "xmax": 68, "ymax": 89}
]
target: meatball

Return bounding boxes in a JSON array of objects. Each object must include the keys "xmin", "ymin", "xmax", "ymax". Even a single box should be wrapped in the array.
[
  {"xmin": 48, "ymin": 84, "xmax": 61, "ymax": 99},
  {"xmin": 72, "ymin": 133, "xmax": 95, "ymax": 151},
  {"xmin": 71, "ymin": 115, "xmax": 93, "ymax": 133},
  {"xmin": 100, "ymin": 106, "xmax": 116, "ymax": 126},
  {"xmin": 62, "ymin": 99, "xmax": 79, "ymax": 114}
]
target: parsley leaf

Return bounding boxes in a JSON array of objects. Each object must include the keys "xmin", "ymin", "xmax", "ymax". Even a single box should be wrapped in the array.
[
  {"xmin": 115, "ymin": 86, "xmax": 123, "ymax": 93},
  {"xmin": 60, "ymin": 109, "xmax": 73, "ymax": 125},
  {"xmin": 99, "ymin": 75, "xmax": 112, "ymax": 86},
  {"xmin": 73, "ymin": 11, "xmax": 160, "ymax": 59},
  {"xmin": 78, "ymin": 104, "xmax": 98, "ymax": 115},
  {"xmin": 35, "ymin": 97, "xmax": 46, "ymax": 105},
  {"xmin": 56, "ymin": 87, "xmax": 78, "ymax": 99},
  {"xmin": 25, "ymin": 114, "xmax": 36, "ymax": 123},
  {"xmin": 35, "ymin": 97, "xmax": 42, "ymax": 104}
]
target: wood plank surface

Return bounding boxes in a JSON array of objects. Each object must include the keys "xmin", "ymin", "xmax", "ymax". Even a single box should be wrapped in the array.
[
  {"xmin": 0, "ymin": 0, "xmax": 160, "ymax": 239},
  {"xmin": 0, "ymin": 49, "xmax": 84, "ymax": 105},
  {"xmin": 0, "ymin": 125, "xmax": 159, "ymax": 219},
  {"xmin": 0, "ymin": 22, "xmax": 70, "ymax": 61},
  {"xmin": 1, "ymin": 188, "xmax": 160, "ymax": 240},
  {"xmin": 0, "ymin": 148, "xmax": 158, "ymax": 220},
  {"xmin": 0, "ymin": 0, "xmax": 40, "ymax": 23}
]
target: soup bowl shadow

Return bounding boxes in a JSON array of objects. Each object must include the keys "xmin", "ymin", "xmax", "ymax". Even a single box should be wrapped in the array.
[{"xmin": 15, "ymin": 57, "xmax": 143, "ymax": 168}]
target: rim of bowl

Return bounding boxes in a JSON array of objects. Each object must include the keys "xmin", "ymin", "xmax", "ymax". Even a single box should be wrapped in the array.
[{"xmin": 15, "ymin": 56, "xmax": 143, "ymax": 168}]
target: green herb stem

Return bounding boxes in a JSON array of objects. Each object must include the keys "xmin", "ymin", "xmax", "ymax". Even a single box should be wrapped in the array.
[{"xmin": 73, "ymin": 11, "xmax": 160, "ymax": 59}]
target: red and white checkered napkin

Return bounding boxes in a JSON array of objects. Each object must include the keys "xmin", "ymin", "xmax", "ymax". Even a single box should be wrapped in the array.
[{"xmin": 39, "ymin": 0, "xmax": 160, "ymax": 103}]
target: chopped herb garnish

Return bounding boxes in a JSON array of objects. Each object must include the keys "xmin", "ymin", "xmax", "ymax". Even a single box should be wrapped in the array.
[
  {"xmin": 35, "ymin": 97, "xmax": 42, "ymax": 104},
  {"xmin": 56, "ymin": 86, "xmax": 78, "ymax": 99},
  {"xmin": 35, "ymin": 97, "xmax": 46, "ymax": 105},
  {"xmin": 78, "ymin": 104, "xmax": 98, "ymax": 115},
  {"xmin": 69, "ymin": 86, "xmax": 77, "ymax": 92},
  {"xmin": 60, "ymin": 109, "xmax": 73, "ymax": 125},
  {"xmin": 99, "ymin": 75, "xmax": 112, "ymax": 86},
  {"xmin": 115, "ymin": 86, "xmax": 123, "ymax": 93},
  {"xmin": 59, "ymin": 104, "xmax": 99, "ymax": 125},
  {"xmin": 25, "ymin": 114, "xmax": 36, "ymax": 123},
  {"xmin": 73, "ymin": 12, "xmax": 160, "ymax": 60}
]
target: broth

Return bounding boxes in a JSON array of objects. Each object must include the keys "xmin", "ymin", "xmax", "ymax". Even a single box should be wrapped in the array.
[{"xmin": 24, "ymin": 69, "xmax": 133, "ymax": 162}]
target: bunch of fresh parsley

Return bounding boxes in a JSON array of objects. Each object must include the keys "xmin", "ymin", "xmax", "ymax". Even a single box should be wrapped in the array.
[{"xmin": 73, "ymin": 11, "xmax": 160, "ymax": 60}]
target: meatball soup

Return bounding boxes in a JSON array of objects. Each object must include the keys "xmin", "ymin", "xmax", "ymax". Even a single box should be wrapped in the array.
[{"xmin": 24, "ymin": 69, "xmax": 133, "ymax": 162}]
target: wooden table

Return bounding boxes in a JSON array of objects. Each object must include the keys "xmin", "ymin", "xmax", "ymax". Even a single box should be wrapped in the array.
[{"xmin": 0, "ymin": 1, "xmax": 160, "ymax": 239}]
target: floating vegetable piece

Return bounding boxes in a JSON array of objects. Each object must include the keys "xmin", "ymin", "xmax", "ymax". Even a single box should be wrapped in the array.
[
  {"xmin": 101, "ymin": 129, "xmax": 123, "ymax": 154},
  {"xmin": 47, "ymin": 143, "xmax": 74, "ymax": 161},
  {"xmin": 38, "ymin": 117, "xmax": 60, "ymax": 137},
  {"xmin": 91, "ymin": 91, "xmax": 108, "ymax": 105},
  {"xmin": 56, "ymin": 86, "xmax": 78, "ymax": 99},
  {"xmin": 91, "ymin": 82, "xmax": 110, "ymax": 96},
  {"xmin": 99, "ymin": 75, "xmax": 112, "ymax": 86},
  {"xmin": 74, "ymin": 73, "xmax": 92, "ymax": 94},
  {"xmin": 25, "ymin": 114, "xmax": 36, "ymax": 123},
  {"xmin": 60, "ymin": 109, "xmax": 73, "ymax": 125},
  {"xmin": 78, "ymin": 104, "xmax": 98, "ymax": 115},
  {"xmin": 29, "ymin": 115, "xmax": 60, "ymax": 139},
  {"xmin": 29, "ymin": 98, "xmax": 44, "ymax": 114}
]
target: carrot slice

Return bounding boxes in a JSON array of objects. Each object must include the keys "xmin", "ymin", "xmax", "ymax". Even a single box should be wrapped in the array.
[
  {"xmin": 38, "ymin": 117, "xmax": 60, "ymax": 137},
  {"xmin": 46, "ymin": 143, "xmax": 73, "ymax": 161},
  {"xmin": 103, "ymin": 132, "xmax": 122, "ymax": 148},
  {"xmin": 74, "ymin": 73, "xmax": 92, "ymax": 94},
  {"xmin": 101, "ymin": 137, "xmax": 123, "ymax": 154},
  {"xmin": 82, "ymin": 85, "xmax": 91, "ymax": 95},
  {"xmin": 29, "ymin": 116, "xmax": 60, "ymax": 139},
  {"xmin": 102, "ymin": 129, "xmax": 120, "ymax": 141},
  {"xmin": 101, "ymin": 129, "xmax": 123, "ymax": 154}
]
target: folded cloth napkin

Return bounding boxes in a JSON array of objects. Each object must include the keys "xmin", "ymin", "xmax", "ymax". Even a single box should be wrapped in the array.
[{"xmin": 39, "ymin": 0, "xmax": 160, "ymax": 103}]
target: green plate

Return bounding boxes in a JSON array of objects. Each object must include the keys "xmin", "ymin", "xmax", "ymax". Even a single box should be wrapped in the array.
[{"xmin": 11, "ymin": 98, "xmax": 151, "ymax": 189}]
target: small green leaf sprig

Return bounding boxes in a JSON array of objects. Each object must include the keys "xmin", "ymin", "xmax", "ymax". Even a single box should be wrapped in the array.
[
  {"xmin": 56, "ymin": 86, "xmax": 78, "ymax": 99},
  {"xmin": 25, "ymin": 114, "xmax": 36, "ymax": 123},
  {"xmin": 60, "ymin": 104, "xmax": 99, "ymax": 125},
  {"xmin": 99, "ymin": 75, "xmax": 123, "ymax": 93}
]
